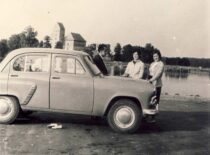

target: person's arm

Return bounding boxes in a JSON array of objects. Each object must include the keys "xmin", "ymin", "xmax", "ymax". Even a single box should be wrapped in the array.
[
  {"xmin": 123, "ymin": 62, "xmax": 130, "ymax": 77},
  {"xmin": 102, "ymin": 63, "xmax": 108, "ymax": 75},
  {"xmin": 98, "ymin": 55, "xmax": 108, "ymax": 75},
  {"xmin": 138, "ymin": 63, "xmax": 145, "ymax": 79},
  {"xmin": 149, "ymin": 62, "xmax": 164, "ymax": 82}
]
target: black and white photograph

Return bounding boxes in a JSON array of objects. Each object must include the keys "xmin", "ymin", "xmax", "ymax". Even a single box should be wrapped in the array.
[{"xmin": 0, "ymin": 0, "xmax": 209, "ymax": 154}]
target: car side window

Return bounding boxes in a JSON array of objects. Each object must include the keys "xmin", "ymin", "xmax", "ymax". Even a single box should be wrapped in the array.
[
  {"xmin": 13, "ymin": 56, "xmax": 25, "ymax": 71},
  {"xmin": 54, "ymin": 56, "xmax": 85, "ymax": 74},
  {"xmin": 25, "ymin": 55, "xmax": 49, "ymax": 72},
  {"xmin": 13, "ymin": 55, "xmax": 50, "ymax": 72},
  {"xmin": 54, "ymin": 57, "xmax": 75, "ymax": 74}
]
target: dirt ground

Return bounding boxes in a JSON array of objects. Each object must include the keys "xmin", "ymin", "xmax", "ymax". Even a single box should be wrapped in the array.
[{"xmin": 0, "ymin": 96, "xmax": 210, "ymax": 155}]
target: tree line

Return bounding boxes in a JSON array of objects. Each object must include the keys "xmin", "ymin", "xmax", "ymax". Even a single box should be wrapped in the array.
[
  {"xmin": 0, "ymin": 26, "xmax": 209, "ymax": 68},
  {"xmin": 0, "ymin": 26, "xmax": 62, "ymax": 59},
  {"xmin": 112, "ymin": 43, "xmax": 210, "ymax": 68},
  {"xmin": 85, "ymin": 43, "xmax": 210, "ymax": 68}
]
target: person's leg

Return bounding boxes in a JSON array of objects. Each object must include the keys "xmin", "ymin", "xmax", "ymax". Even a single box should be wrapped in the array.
[
  {"xmin": 155, "ymin": 87, "xmax": 162, "ymax": 104},
  {"xmin": 147, "ymin": 87, "xmax": 162, "ymax": 123}
]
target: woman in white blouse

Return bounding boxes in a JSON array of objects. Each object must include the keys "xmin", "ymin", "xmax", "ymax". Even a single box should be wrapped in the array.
[
  {"xmin": 123, "ymin": 51, "xmax": 145, "ymax": 79},
  {"xmin": 148, "ymin": 50, "xmax": 164, "ymax": 110}
]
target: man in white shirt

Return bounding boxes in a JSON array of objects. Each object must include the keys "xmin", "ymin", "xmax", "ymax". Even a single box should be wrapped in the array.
[{"xmin": 123, "ymin": 51, "xmax": 145, "ymax": 79}]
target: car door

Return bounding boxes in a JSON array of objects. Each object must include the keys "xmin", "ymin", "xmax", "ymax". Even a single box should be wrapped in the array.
[
  {"xmin": 7, "ymin": 53, "xmax": 51, "ymax": 108},
  {"xmin": 50, "ymin": 54, "xmax": 94, "ymax": 114}
]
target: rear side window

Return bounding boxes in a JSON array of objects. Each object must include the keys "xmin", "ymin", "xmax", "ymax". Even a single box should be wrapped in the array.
[
  {"xmin": 54, "ymin": 56, "xmax": 85, "ymax": 74},
  {"xmin": 54, "ymin": 57, "xmax": 75, "ymax": 74},
  {"xmin": 12, "ymin": 55, "xmax": 50, "ymax": 72}
]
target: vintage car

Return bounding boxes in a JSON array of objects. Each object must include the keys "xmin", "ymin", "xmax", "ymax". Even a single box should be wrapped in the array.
[{"xmin": 0, "ymin": 48, "xmax": 157, "ymax": 133}]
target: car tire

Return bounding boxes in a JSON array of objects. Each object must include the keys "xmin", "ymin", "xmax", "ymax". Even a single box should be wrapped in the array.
[
  {"xmin": 107, "ymin": 99, "xmax": 142, "ymax": 133},
  {"xmin": 0, "ymin": 96, "xmax": 19, "ymax": 124}
]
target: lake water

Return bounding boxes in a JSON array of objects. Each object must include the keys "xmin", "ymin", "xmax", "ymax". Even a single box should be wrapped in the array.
[
  {"xmin": 162, "ymin": 70, "xmax": 210, "ymax": 99},
  {"xmin": 107, "ymin": 64, "xmax": 210, "ymax": 99}
]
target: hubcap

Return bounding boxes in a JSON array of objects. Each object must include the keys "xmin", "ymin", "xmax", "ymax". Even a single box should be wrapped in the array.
[
  {"xmin": 114, "ymin": 106, "xmax": 135, "ymax": 128},
  {"xmin": 0, "ymin": 98, "xmax": 12, "ymax": 116}
]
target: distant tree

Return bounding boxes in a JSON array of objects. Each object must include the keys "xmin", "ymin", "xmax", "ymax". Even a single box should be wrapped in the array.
[
  {"xmin": 145, "ymin": 43, "xmax": 154, "ymax": 51},
  {"xmin": 19, "ymin": 33, "xmax": 27, "ymax": 47},
  {"xmin": 113, "ymin": 43, "xmax": 121, "ymax": 61},
  {"xmin": 143, "ymin": 43, "xmax": 154, "ymax": 63},
  {"xmin": 8, "ymin": 34, "xmax": 22, "ymax": 50},
  {"xmin": 21, "ymin": 26, "xmax": 39, "ymax": 47},
  {"xmin": 43, "ymin": 35, "xmax": 51, "ymax": 48},
  {"xmin": 121, "ymin": 44, "xmax": 133, "ymax": 62},
  {"xmin": 8, "ymin": 26, "xmax": 39, "ymax": 50},
  {"xmin": 178, "ymin": 58, "xmax": 190, "ymax": 66},
  {"xmin": 39, "ymin": 41, "xmax": 44, "ymax": 47},
  {"xmin": 132, "ymin": 46, "xmax": 141, "ymax": 58},
  {"xmin": 105, "ymin": 44, "xmax": 111, "ymax": 59},
  {"xmin": 165, "ymin": 57, "xmax": 180, "ymax": 66},
  {"xmin": 55, "ymin": 41, "xmax": 63, "ymax": 49},
  {"xmin": 0, "ymin": 39, "xmax": 9, "ymax": 57}
]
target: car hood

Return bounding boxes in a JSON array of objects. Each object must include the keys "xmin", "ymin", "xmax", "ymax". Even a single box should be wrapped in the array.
[
  {"xmin": 105, "ymin": 75, "xmax": 150, "ymax": 85},
  {"xmin": 93, "ymin": 75, "xmax": 154, "ymax": 112},
  {"xmin": 94, "ymin": 75, "xmax": 154, "ymax": 93}
]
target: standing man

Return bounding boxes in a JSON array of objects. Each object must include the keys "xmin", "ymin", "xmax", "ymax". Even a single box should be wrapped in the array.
[
  {"xmin": 123, "ymin": 51, "xmax": 145, "ymax": 79},
  {"xmin": 93, "ymin": 44, "xmax": 108, "ymax": 75}
]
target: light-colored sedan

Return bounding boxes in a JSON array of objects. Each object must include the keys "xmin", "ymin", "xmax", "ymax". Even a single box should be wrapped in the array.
[{"xmin": 0, "ymin": 48, "xmax": 157, "ymax": 133}]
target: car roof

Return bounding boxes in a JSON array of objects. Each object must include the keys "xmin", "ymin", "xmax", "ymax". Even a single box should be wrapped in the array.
[
  {"xmin": 0, "ymin": 48, "xmax": 89, "ymax": 71},
  {"xmin": 8, "ymin": 48, "xmax": 89, "ymax": 56}
]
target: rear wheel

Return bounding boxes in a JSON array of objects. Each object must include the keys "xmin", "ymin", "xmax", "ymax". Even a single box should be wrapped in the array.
[
  {"xmin": 0, "ymin": 96, "xmax": 19, "ymax": 124},
  {"xmin": 107, "ymin": 99, "xmax": 142, "ymax": 133}
]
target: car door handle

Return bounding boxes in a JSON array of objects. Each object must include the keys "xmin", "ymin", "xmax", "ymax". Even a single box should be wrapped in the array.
[
  {"xmin": 10, "ymin": 75, "xmax": 18, "ymax": 77},
  {"xmin": 52, "ymin": 77, "xmax": 60, "ymax": 79}
]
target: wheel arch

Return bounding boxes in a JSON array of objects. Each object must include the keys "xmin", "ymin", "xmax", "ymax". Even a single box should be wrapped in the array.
[
  {"xmin": 0, "ymin": 95, "xmax": 21, "ymax": 107},
  {"xmin": 104, "ymin": 96, "xmax": 142, "ymax": 116},
  {"xmin": 0, "ymin": 95, "xmax": 21, "ymax": 124}
]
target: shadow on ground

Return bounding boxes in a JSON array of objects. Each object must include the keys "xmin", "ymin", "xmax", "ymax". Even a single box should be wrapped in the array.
[
  {"xmin": 140, "ymin": 111, "xmax": 210, "ymax": 133},
  {"xmin": 15, "ymin": 110, "xmax": 210, "ymax": 134}
]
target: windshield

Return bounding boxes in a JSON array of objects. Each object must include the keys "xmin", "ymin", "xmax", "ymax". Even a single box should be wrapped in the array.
[{"xmin": 84, "ymin": 56, "xmax": 101, "ymax": 76}]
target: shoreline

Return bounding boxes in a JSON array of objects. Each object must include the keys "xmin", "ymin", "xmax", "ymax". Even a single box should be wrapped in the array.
[{"xmin": 161, "ymin": 94, "xmax": 210, "ymax": 102}]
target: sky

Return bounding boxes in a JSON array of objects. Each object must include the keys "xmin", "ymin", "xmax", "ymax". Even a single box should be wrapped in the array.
[{"xmin": 0, "ymin": 0, "xmax": 209, "ymax": 58}]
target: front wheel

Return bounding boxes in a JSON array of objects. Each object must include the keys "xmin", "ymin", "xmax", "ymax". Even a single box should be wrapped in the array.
[
  {"xmin": 0, "ymin": 96, "xmax": 19, "ymax": 124},
  {"xmin": 107, "ymin": 99, "xmax": 142, "ymax": 133}
]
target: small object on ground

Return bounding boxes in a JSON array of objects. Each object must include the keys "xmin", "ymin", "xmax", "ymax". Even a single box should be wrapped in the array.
[{"xmin": 47, "ymin": 123, "xmax": 63, "ymax": 129}]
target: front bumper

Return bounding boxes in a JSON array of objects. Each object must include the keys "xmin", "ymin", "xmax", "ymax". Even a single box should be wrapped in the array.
[{"xmin": 143, "ymin": 108, "xmax": 158, "ymax": 116}]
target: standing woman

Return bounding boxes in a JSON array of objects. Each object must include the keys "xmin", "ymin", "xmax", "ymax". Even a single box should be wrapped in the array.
[{"xmin": 148, "ymin": 49, "xmax": 164, "ymax": 111}]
